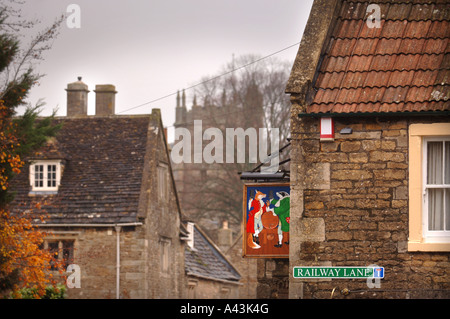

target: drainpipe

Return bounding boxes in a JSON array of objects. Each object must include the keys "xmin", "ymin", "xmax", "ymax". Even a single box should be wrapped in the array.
[{"xmin": 115, "ymin": 225, "xmax": 121, "ymax": 299}]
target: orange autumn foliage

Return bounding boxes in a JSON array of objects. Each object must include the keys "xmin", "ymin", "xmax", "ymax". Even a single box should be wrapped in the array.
[
  {"xmin": 0, "ymin": 100, "xmax": 61, "ymax": 298},
  {"xmin": 0, "ymin": 210, "xmax": 62, "ymax": 298}
]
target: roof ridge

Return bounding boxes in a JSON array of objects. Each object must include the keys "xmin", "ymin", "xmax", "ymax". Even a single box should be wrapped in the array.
[
  {"xmin": 324, "ymin": 51, "xmax": 449, "ymax": 59},
  {"xmin": 337, "ymin": 18, "xmax": 450, "ymax": 22},
  {"xmin": 317, "ymin": 67, "xmax": 450, "ymax": 75},
  {"xmin": 344, "ymin": 0, "xmax": 445, "ymax": 4},
  {"xmin": 310, "ymin": 100, "xmax": 449, "ymax": 106},
  {"xmin": 319, "ymin": 68, "xmax": 450, "ymax": 74},
  {"xmin": 53, "ymin": 114, "xmax": 153, "ymax": 120},
  {"xmin": 330, "ymin": 35, "xmax": 450, "ymax": 40},
  {"xmin": 314, "ymin": 83, "xmax": 449, "ymax": 91},
  {"xmin": 337, "ymin": 1, "xmax": 450, "ymax": 21},
  {"xmin": 330, "ymin": 36, "xmax": 450, "ymax": 40}
]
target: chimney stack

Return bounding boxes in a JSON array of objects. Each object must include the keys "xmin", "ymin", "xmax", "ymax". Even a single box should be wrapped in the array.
[
  {"xmin": 94, "ymin": 84, "xmax": 117, "ymax": 116},
  {"xmin": 217, "ymin": 220, "xmax": 233, "ymax": 252},
  {"xmin": 66, "ymin": 77, "xmax": 89, "ymax": 117}
]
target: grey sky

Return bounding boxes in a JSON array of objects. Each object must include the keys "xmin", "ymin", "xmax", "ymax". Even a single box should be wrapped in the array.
[{"xmin": 17, "ymin": 0, "xmax": 313, "ymax": 141}]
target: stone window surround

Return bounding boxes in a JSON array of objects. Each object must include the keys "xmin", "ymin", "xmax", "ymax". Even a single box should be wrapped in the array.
[
  {"xmin": 159, "ymin": 236, "xmax": 171, "ymax": 275},
  {"xmin": 408, "ymin": 122, "xmax": 450, "ymax": 252},
  {"xmin": 43, "ymin": 231, "xmax": 79, "ymax": 271},
  {"xmin": 157, "ymin": 162, "xmax": 169, "ymax": 201}
]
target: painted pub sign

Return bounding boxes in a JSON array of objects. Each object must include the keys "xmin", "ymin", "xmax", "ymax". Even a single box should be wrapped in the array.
[{"xmin": 243, "ymin": 183, "xmax": 290, "ymax": 258}]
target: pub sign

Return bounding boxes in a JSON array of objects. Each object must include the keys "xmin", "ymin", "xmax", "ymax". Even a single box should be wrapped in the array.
[{"xmin": 243, "ymin": 183, "xmax": 290, "ymax": 258}]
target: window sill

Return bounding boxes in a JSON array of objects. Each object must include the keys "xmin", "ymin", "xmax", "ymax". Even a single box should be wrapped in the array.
[
  {"xmin": 408, "ymin": 241, "xmax": 450, "ymax": 252},
  {"xmin": 29, "ymin": 190, "xmax": 58, "ymax": 196}
]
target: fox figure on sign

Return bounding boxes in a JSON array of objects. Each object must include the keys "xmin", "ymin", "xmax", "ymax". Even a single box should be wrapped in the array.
[{"xmin": 247, "ymin": 190, "xmax": 269, "ymax": 249}]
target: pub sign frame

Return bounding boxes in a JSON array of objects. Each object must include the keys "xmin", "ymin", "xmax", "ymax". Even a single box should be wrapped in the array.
[{"xmin": 243, "ymin": 183, "xmax": 290, "ymax": 258}]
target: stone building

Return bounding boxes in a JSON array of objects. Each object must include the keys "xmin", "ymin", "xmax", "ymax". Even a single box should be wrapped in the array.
[
  {"xmin": 184, "ymin": 222, "xmax": 241, "ymax": 298},
  {"xmin": 286, "ymin": 0, "xmax": 449, "ymax": 298},
  {"xmin": 172, "ymin": 88, "xmax": 265, "ymax": 298},
  {"xmin": 172, "ymin": 87, "xmax": 264, "ymax": 226},
  {"xmin": 9, "ymin": 78, "xmax": 240, "ymax": 299}
]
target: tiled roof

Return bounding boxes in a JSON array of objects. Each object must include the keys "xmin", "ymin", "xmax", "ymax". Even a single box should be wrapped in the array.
[
  {"xmin": 10, "ymin": 116, "xmax": 153, "ymax": 224},
  {"xmin": 185, "ymin": 225, "xmax": 240, "ymax": 282},
  {"xmin": 309, "ymin": 0, "xmax": 450, "ymax": 114}
]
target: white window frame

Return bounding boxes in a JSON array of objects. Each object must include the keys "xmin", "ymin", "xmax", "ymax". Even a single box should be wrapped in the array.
[
  {"xmin": 408, "ymin": 123, "xmax": 450, "ymax": 252},
  {"xmin": 422, "ymin": 137, "xmax": 450, "ymax": 242},
  {"xmin": 30, "ymin": 160, "xmax": 62, "ymax": 192}
]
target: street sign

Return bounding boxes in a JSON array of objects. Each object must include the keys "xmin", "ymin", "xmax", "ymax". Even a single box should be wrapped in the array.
[{"xmin": 293, "ymin": 266, "xmax": 384, "ymax": 279}]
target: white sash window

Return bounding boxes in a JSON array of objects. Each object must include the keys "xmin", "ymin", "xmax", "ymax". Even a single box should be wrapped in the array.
[
  {"xmin": 30, "ymin": 160, "xmax": 61, "ymax": 192},
  {"xmin": 423, "ymin": 138, "xmax": 450, "ymax": 241}
]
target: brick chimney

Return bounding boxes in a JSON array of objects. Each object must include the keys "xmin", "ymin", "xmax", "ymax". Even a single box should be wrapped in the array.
[
  {"xmin": 66, "ymin": 77, "xmax": 89, "ymax": 117},
  {"xmin": 94, "ymin": 84, "xmax": 117, "ymax": 116}
]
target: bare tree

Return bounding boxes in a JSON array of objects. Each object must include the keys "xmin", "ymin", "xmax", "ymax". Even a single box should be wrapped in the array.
[
  {"xmin": 0, "ymin": 0, "xmax": 64, "ymax": 109},
  {"xmin": 194, "ymin": 54, "xmax": 291, "ymax": 143},
  {"xmin": 175, "ymin": 54, "xmax": 292, "ymax": 237}
]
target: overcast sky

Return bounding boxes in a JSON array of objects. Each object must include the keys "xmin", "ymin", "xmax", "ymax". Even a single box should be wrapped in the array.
[{"xmin": 16, "ymin": 0, "xmax": 313, "ymax": 141}]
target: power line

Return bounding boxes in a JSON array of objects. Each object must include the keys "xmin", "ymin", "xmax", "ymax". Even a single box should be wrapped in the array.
[{"xmin": 117, "ymin": 42, "xmax": 300, "ymax": 114}]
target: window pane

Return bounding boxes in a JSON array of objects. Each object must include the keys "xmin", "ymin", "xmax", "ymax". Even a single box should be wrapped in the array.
[
  {"xmin": 35, "ymin": 165, "xmax": 44, "ymax": 188},
  {"xmin": 427, "ymin": 142, "xmax": 443, "ymax": 185},
  {"xmin": 445, "ymin": 142, "xmax": 450, "ymax": 184},
  {"xmin": 48, "ymin": 241, "xmax": 59, "ymax": 270},
  {"xmin": 62, "ymin": 240, "xmax": 74, "ymax": 268},
  {"xmin": 428, "ymin": 188, "xmax": 444, "ymax": 231},
  {"xmin": 47, "ymin": 165, "xmax": 57, "ymax": 188},
  {"xmin": 446, "ymin": 189, "xmax": 450, "ymax": 231}
]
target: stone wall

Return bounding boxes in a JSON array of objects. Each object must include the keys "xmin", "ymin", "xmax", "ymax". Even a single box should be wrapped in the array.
[
  {"xmin": 186, "ymin": 277, "xmax": 240, "ymax": 299},
  {"xmin": 62, "ymin": 223, "xmax": 185, "ymax": 299},
  {"xmin": 220, "ymin": 231, "xmax": 258, "ymax": 299},
  {"xmin": 256, "ymin": 259, "xmax": 289, "ymax": 299},
  {"xmin": 289, "ymin": 113, "xmax": 450, "ymax": 299},
  {"xmin": 64, "ymin": 227, "xmax": 117, "ymax": 299},
  {"xmin": 63, "ymin": 115, "xmax": 186, "ymax": 299}
]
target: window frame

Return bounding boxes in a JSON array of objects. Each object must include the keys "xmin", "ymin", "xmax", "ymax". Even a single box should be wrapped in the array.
[
  {"xmin": 422, "ymin": 137, "xmax": 450, "ymax": 240},
  {"xmin": 29, "ymin": 160, "xmax": 61, "ymax": 192},
  {"xmin": 44, "ymin": 239, "xmax": 75, "ymax": 270},
  {"xmin": 159, "ymin": 237, "xmax": 171, "ymax": 274},
  {"xmin": 408, "ymin": 123, "xmax": 450, "ymax": 251},
  {"xmin": 157, "ymin": 163, "xmax": 169, "ymax": 201}
]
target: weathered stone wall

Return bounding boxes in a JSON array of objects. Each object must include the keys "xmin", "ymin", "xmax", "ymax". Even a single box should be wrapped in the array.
[
  {"xmin": 64, "ymin": 227, "xmax": 117, "ymax": 299},
  {"xmin": 289, "ymin": 112, "xmax": 450, "ymax": 299},
  {"xmin": 221, "ymin": 233, "xmax": 258, "ymax": 299},
  {"xmin": 62, "ymin": 223, "xmax": 184, "ymax": 299},
  {"xmin": 256, "ymin": 259, "xmax": 289, "ymax": 299},
  {"xmin": 186, "ymin": 277, "xmax": 240, "ymax": 299},
  {"xmin": 63, "ymin": 114, "xmax": 186, "ymax": 299}
]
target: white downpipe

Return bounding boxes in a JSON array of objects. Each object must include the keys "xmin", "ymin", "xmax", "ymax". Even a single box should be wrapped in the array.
[{"xmin": 115, "ymin": 226, "xmax": 121, "ymax": 299}]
